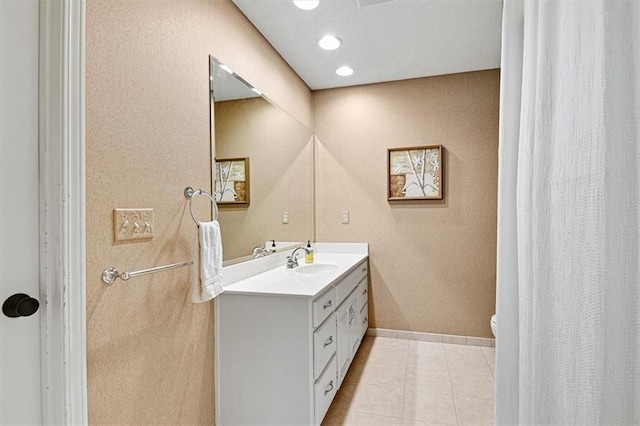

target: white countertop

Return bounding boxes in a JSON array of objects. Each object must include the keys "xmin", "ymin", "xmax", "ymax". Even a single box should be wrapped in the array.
[{"xmin": 221, "ymin": 252, "xmax": 368, "ymax": 298}]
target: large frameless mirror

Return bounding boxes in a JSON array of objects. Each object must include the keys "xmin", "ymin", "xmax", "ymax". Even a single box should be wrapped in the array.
[{"xmin": 210, "ymin": 56, "xmax": 315, "ymax": 265}]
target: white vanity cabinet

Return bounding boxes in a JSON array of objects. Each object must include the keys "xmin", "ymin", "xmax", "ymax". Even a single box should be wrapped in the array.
[{"xmin": 215, "ymin": 256, "xmax": 368, "ymax": 426}]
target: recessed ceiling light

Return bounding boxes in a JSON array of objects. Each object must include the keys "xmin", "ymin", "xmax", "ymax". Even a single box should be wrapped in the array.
[
  {"xmin": 318, "ymin": 35, "xmax": 342, "ymax": 51},
  {"xmin": 336, "ymin": 66, "xmax": 354, "ymax": 77},
  {"xmin": 293, "ymin": 0, "xmax": 319, "ymax": 10}
]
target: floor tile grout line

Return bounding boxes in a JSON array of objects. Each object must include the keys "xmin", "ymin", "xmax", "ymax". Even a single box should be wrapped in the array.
[
  {"xmin": 342, "ymin": 380, "xmax": 410, "ymax": 391},
  {"xmin": 346, "ymin": 408, "xmax": 408, "ymax": 422},
  {"xmin": 454, "ymin": 395, "xmax": 496, "ymax": 402},
  {"xmin": 444, "ymin": 343, "xmax": 461, "ymax": 426},
  {"xmin": 403, "ymin": 341, "xmax": 457, "ymax": 424},
  {"xmin": 400, "ymin": 364, "xmax": 408, "ymax": 420},
  {"xmin": 479, "ymin": 346, "xmax": 494, "ymax": 378},
  {"xmin": 332, "ymin": 382, "xmax": 399, "ymax": 419},
  {"xmin": 343, "ymin": 358, "xmax": 409, "ymax": 389},
  {"xmin": 342, "ymin": 380, "xmax": 405, "ymax": 389},
  {"xmin": 420, "ymin": 342, "xmax": 455, "ymax": 425},
  {"xmin": 481, "ymin": 347, "xmax": 496, "ymax": 379},
  {"xmin": 445, "ymin": 344, "xmax": 494, "ymax": 377},
  {"xmin": 448, "ymin": 372, "xmax": 496, "ymax": 401}
]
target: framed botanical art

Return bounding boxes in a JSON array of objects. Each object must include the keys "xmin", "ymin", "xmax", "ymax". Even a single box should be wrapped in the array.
[
  {"xmin": 214, "ymin": 157, "xmax": 250, "ymax": 205},
  {"xmin": 388, "ymin": 145, "xmax": 443, "ymax": 200}
]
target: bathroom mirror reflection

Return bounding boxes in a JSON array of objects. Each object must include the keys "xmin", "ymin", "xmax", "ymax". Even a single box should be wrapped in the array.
[{"xmin": 210, "ymin": 55, "xmax": 314, "ymax": 264}]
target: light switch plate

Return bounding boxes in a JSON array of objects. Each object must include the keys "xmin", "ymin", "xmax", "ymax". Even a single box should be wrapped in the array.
[
  {"xmin": 342, "ymin": 210, "xmax": 350, "ymax": 224},
  {"xmin": 113, "ymin": 208, "xmax": 154, "ymax": 241}
]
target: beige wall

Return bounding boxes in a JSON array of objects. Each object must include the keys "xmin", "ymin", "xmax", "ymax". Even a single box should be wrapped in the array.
[
  {"xmin": 214, "ymin": 98, "xmax": 314, "ymax": 261},
  {"xmin": 314, "ymin": 70, "xmax": 499, "ymax": 338},
  {"xmin": 85, "ymin": 0, "xmax": 311, "ymax": 423}
]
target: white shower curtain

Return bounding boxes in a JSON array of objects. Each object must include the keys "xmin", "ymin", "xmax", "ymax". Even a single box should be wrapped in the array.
[{"xmin": 496, "ymin": 1, "xmax": 640, "ymax": 424}]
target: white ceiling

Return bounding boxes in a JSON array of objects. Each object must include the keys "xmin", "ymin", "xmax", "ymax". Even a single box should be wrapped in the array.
[{"xmin": 232, "ymin": 0, "xmax": 503, "ymax": 90}]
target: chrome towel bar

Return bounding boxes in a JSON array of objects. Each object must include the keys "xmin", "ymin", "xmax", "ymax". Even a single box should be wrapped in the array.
[{"xmin": 102, "ymin": 261, "xmax": 193, "ymax": 285}]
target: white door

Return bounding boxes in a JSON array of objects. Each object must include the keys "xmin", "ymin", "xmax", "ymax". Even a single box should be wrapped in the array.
[{"xmin": 1, "ymin": 0, "xmax": 43, "ymax": 423}]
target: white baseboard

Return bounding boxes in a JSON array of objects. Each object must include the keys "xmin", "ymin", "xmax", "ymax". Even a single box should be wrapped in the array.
[{"xmin": 365, "ymin": 328, "xmax": 495, "ymax": 348}]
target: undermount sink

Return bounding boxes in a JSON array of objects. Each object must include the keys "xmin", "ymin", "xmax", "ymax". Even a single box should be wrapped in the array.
[{"xmin": 294, "ymin": 263, "xmax": 339, "ymax": 274}]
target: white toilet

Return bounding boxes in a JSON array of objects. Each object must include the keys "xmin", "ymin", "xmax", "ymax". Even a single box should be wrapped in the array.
[{"xmin": 490, "ymin": 314, "xmax": 497, "ymax": 337}]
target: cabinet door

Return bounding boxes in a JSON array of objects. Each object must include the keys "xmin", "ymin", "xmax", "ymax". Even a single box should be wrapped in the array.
[
  {"xmin": 336, "ymin": 301, "xmax": 351, "ymax": 387},
  {"xmin": 348, "ymin": 294, "xmax": 361, "ymax": 357}
]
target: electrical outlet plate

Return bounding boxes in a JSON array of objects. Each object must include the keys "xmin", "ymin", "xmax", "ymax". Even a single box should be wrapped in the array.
[
  {"xmin": 113, "ymin": 208, "xmax": 154, "ymax": 241},
  {"xmin": 282, "ymin": 212, "xmax": 289, "ymax": 224}
]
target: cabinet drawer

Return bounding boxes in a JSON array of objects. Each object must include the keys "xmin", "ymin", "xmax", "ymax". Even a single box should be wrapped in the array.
[
  {"xmin": 313, "ymin": 312, "xmax": 336, "ymax": 380},
  {"xmin": 313, "ymin": 288, "xmax": 337, "ymax": 328},
  {"xmin": 314, "ymin": 355, "xmax": 337, "ymax": 426},
  {"xmin": 357, "ymin": 278, "xmax": 368, "ymax": 311},
  {"xmin": 360, "ymin": 303, "xmax": 369, "ymax": 339},
  {"xmin": 336, "ymin": 261, "xmax": 368, "ymax": 306}
]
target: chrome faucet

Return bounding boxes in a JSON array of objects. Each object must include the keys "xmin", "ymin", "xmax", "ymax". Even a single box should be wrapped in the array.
[
  {"xmin": 286, "ymin": 246, "xmax": 310, "ymax": 269},
  {"xmin": 252, "ymin": 246, "xmax": 268, "ymax": 258}
]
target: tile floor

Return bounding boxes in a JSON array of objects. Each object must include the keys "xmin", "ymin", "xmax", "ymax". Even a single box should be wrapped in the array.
[{"xmin": 322, "ymin": 336, "xmax": 496, "ymax": 425}]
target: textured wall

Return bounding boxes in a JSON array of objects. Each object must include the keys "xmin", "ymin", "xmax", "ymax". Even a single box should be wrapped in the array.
[
  {"xmin": 214, "ymin": 98, "xmax": 314, "ymax": 261},
  {"xmin": 314, "ymin": 70, "xmax": 499, "ymax": 337},
  {"xmin": 85, "ymin": 0, "xmax": 311, "ymax": 423}
]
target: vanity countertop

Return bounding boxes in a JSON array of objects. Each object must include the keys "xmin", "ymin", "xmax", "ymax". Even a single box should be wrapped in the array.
[{"xmin": 221, "ymin": 252, "xmax": 368, "ymax": 298}]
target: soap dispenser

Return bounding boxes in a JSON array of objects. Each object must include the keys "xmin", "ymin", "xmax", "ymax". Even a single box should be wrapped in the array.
[{"xmin": 305, "ymin": 240, "xmax": 314, "ymax": 264}]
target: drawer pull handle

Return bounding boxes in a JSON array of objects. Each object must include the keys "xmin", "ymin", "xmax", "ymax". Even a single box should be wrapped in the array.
[
  {"xmin": 323, "ymin": 300, "xmax": 333, "ymax": 309},
  {"xmin": 361, "ymin": 267, "xmax": 367, "ymax": 273},
  {"xmin": 362, "ymin": 288, "xmax": 367, "ymax": 295},
  {"xmin": 324, "ymin": 336, "xmax": 333, "ymax": 347},
  {"xmin": 324, "ymin": 380, "xmax": 334, "ymax": 396},
  {"xmin": 363, "ymin": 317, "xmax": 368, "ymax": 324}
]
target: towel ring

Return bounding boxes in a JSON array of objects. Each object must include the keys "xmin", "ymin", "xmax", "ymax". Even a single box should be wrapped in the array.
[{"xmin": 184, "ymin": 186, "xmax": 218, "ymax": 225}]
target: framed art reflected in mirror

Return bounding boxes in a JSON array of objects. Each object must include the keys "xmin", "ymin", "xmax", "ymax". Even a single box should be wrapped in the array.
[{"xmin": 214, "ymin": 157, "xmax": 250, "ymax": 205}]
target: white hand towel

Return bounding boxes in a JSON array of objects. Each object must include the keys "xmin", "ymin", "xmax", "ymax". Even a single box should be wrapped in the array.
[{"xmin": 191, "ymin": 221, "xmax": 224, "ymax": 303}]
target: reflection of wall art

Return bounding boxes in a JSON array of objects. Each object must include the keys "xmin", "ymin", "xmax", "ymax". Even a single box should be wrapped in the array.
[
  {"xmin": 388, "ymin": 145, "xmax": 443, "ymax": 200},
  {"xmin": 214, "ymin": 157, "xmax": 250, "ymax": 205}
]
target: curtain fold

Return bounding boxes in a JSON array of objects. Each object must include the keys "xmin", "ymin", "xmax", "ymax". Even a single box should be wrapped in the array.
[{"xmin": 496, "ymin": 1, "xmax": 640, "ymax": 424}]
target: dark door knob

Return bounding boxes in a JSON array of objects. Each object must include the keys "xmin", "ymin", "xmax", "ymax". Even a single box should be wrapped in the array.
[{"xmin": 3, "ymin": 293, "xmax": 40, "ymax": 318}]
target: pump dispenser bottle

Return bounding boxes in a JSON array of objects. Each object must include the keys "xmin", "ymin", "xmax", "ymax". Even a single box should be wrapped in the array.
[{"xmin": 305, "ymin": 240, "xmax": 314, "ymax": 264}]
